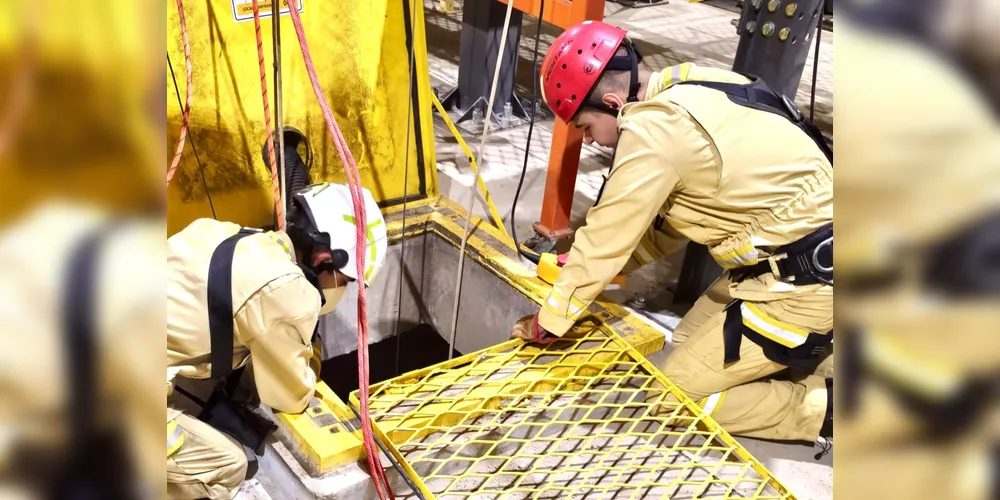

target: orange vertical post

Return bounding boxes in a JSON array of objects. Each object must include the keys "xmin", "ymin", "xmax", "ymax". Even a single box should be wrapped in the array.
[
  {"xmin": 533, "ymin": 120, "xmax": 582, "ymax": 238},
  {"xmin": 499, "ymin": 0, "xmax": 605, "ymax": 30},
  {"xmin": 498, "ymin": 0, "xmax": 606, "ymax": 239}
]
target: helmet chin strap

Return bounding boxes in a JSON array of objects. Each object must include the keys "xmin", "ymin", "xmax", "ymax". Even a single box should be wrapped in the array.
[{"xmin": 582, "ymin": 40, "xmax": 643, "ymax": 117}]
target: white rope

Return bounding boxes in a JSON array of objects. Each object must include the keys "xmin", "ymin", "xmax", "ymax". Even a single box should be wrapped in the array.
[{"xmin": 447, "ymin": 0, "xmax": 515, "ymax": 359}]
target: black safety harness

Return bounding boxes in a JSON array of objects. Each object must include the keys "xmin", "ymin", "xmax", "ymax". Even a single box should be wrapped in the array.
[
  {"xmin": 671, "ymin": 76, "xmax": 835, "ymax": 367},
  {"xmin": 731, "ymin": 223, "xmax": 833, "ymax": 287},
  {"xmin": 198, "ymin": 228, "xmax": 279, "ymax": 456},
  {"xmin": 673, "ymin": 75, "xmax": 833, "ymax": 285},
  {"xmin": 676, "ymin": 75, "xmax": 833, "ymax": 163},
  {"xmin": 722, "ymin": 299, "xmax": 832, "ymax": 369},
  {"xmin": 56, "ymin": 223, "xmax": 140, "ymax": 499},
  {"xmin": 720, "ymin": 236, "xmax": 834, "ymax": 368},
  {"xmin": 170, "ymin": 225, "xmax": 330, "ymax": 461}
]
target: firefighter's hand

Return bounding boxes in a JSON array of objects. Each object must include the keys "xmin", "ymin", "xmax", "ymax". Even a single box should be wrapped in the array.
[
  {"xmin": 309, "ymin": 335, "xmax": 322, "ymax": 380},
  {"xmin": 510, "ymin": 314, "xmax": 558, "ymax": 345}
]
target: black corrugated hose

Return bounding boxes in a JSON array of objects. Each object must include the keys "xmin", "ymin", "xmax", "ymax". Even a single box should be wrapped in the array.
[{"xmin": 262, "ymin": 127, "xmax": 314, "ymax": 204}]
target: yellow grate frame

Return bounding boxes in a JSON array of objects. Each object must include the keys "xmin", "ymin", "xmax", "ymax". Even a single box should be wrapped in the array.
[{"xmin": 351, "ymin": 320, "xmax": 797, "ymax": 499}]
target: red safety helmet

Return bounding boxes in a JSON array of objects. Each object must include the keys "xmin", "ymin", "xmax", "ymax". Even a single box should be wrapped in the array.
[{"xmin": 539, "ymin": 20, "xmax": 643, "ymax": 122}]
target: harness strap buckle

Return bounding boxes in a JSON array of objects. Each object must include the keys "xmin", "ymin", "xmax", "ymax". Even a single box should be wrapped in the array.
[
  {"xmin": 766, "ymin": 253, "xmax": 787, "ymax": 280},
  {"xmin": 812, "ymin": 236, "xmax": 834, "ymax": 274},
  {"xmin": 780, "ymin": 93, "xmax": 804, "ymax": 122}
]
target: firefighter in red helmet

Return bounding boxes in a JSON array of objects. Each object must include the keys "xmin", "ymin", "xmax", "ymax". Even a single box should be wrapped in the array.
[{"xmin": 511, "ymin": 20, "xmax": 834, "ymax": 443}]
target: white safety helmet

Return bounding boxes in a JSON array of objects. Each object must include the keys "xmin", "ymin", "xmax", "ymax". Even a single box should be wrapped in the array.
[{"xmin": 286, "ymin": 182, "xmax": 388, "ymax": 285}]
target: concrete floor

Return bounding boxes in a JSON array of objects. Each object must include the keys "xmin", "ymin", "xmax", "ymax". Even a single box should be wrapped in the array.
[{"xmin": 427, "ymin": 1, "xmax": 834, "ymax": 498}]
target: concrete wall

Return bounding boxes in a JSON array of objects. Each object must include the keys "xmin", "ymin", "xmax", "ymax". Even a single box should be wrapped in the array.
[
  {"xmin": 319, "ymin": 229, "xmax": 537, "ymax": 358},
  {"xmin": 418, "ymin": 236, "xmax": 538, "ymax": 355},
  {"xmin": 319, "ymin": 235, "xmax": 429, "ymax": 358}
]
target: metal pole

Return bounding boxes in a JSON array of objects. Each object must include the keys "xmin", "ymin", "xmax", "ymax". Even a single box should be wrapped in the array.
[
  {"xmin": 809, "ymin": 0, "xmax": 825, "ymax": 123},
  {"xmin": 273, "ymin": 3, "xmax": 286, "ymax": 226},
  {"xmin": 448, "ymin": 0, "xmax": 515, "ymax": 360},
  {"xmin": 394, "ymin": 0, "xmax": 418, "ymax": 376}
]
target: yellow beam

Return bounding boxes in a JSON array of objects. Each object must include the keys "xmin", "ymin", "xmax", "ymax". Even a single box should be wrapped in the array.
[
  {"xmin": 273, "ymin": 381, "xmax": 366, "ymax": 474},
  {"xmin": 430, "ymin": 93, "xmax": 509, "ymax": 238}
]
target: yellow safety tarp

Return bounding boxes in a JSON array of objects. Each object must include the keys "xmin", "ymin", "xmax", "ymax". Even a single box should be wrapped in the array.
[{"xmin": 165, "ymin": 0, "xmax": 436, "ymax": 235}]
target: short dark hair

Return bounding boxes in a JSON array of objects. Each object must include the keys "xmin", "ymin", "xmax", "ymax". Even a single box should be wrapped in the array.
[{"xmin": 588, "ymin": 44, "xmax": 652, "ymax": 102}]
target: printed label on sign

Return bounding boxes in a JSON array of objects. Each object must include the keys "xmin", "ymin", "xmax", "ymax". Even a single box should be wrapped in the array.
[{"xmin": 231, "ymin": 0, "xmax": 303, "ymax": 22}]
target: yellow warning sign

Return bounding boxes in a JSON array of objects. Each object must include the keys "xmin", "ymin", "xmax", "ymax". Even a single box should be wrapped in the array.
[{"xmin": 231, "ymin": 0, "xmax": 303, "ymax": 22}]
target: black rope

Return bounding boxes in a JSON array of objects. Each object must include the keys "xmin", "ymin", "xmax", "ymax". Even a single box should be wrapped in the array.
[
  {"xmin": 814, "ymin": 437, "xmax": 832, "ymax": 460},
  {"xmin": 167, "ymin": 53, "xmax": 217, "ymax": 219},
  {"xmin": 809, "ymin": 0, "xmax": 825, "ymax": 123},
  {"xmin": 508, "ymin": 0, "xmax": 546, "ymax": 265},
  {"xmin": 394, "ymin": 0, "xmax": 419, "ymax": 378}
]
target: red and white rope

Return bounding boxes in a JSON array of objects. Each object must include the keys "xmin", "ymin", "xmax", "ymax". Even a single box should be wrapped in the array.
[
  {"xmin": 167, "ymin": 0, "xmax": 192, "ymax": 186},
  {"xmin": 251, "ymin": 0, "xmax": 285, "ymax": 229},
  {"xmin": 285, "ymin": 2, "xmax": 394, "ymax": 498}
]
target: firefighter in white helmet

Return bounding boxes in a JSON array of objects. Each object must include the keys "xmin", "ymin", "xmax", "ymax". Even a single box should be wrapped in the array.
[{"xmin": 166, "ymin": 182, "xmax": 387, "ymax": 499}]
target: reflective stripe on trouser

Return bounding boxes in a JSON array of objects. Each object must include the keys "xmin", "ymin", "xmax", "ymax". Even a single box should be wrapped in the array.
[
  {"xmin": 698, "ymin": 391, "xmax": 727, "ymax": 417},
  {"xmin": 724, "ymin": 300, "xmax": 832, "ymax": 369},
  {"xmin": 167, "ymin": 413, "xmax": 248, "ymax": 500},
  {"xmin": 167, "ymin": 420, "xmax": 185, "ymax": 457},
  {"xmin": 654, "ymin": 299, "xmax": 830, "ymax": 441},
  {"xmin": 739, "ymin": 302, "xmax": 809, "ymax": 348}
]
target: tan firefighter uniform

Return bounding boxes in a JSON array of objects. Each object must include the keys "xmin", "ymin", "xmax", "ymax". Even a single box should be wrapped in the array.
[
  {"xmin": 167, "ymin": 218, "xmax": 320, "ymax": 499},
  {"xmin": 835, "ymin": 16, "xmax": 1000, "ymax": 499},
  {"xmin": 0, "ymin": 203, "xmax": 164, "ymax": 498},
  {"xmin": 538, "ymin": 62, "xmax": 833, "ymax": 441}
]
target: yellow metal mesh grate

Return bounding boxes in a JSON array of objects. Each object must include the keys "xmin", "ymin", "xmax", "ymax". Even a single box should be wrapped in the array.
[{"xmin": 355, "ymin": 322, "xmax": 795, "ymax": 499}]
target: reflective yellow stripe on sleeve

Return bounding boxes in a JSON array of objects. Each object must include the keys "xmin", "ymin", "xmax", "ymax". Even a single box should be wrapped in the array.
[
  {"xmin": 543, "ymin": 290, "xmax": 589, "ymax": 321},
  {"xmin": 712, "ymin": 242, "xmax": 760, "ymax": 269},
  {"xmin": 663, "ymin": 62, "xmax": 695, "ymax": 88},
  {"xmin": 167, "ymin": 420, "xmax": 185, "ymax": 457},
  {"xmin": 266, "ymin": 233, "xmax": 295, "ymax": 261},
  {"xmin": 740, "ymin": 302, "xmax": 809, "ymax": 348}
]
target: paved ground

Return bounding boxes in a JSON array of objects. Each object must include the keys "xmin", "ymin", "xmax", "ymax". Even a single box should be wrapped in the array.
[{"xmin": 425, "ymin": 1, "xmax": 834, "ymax": 498}]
